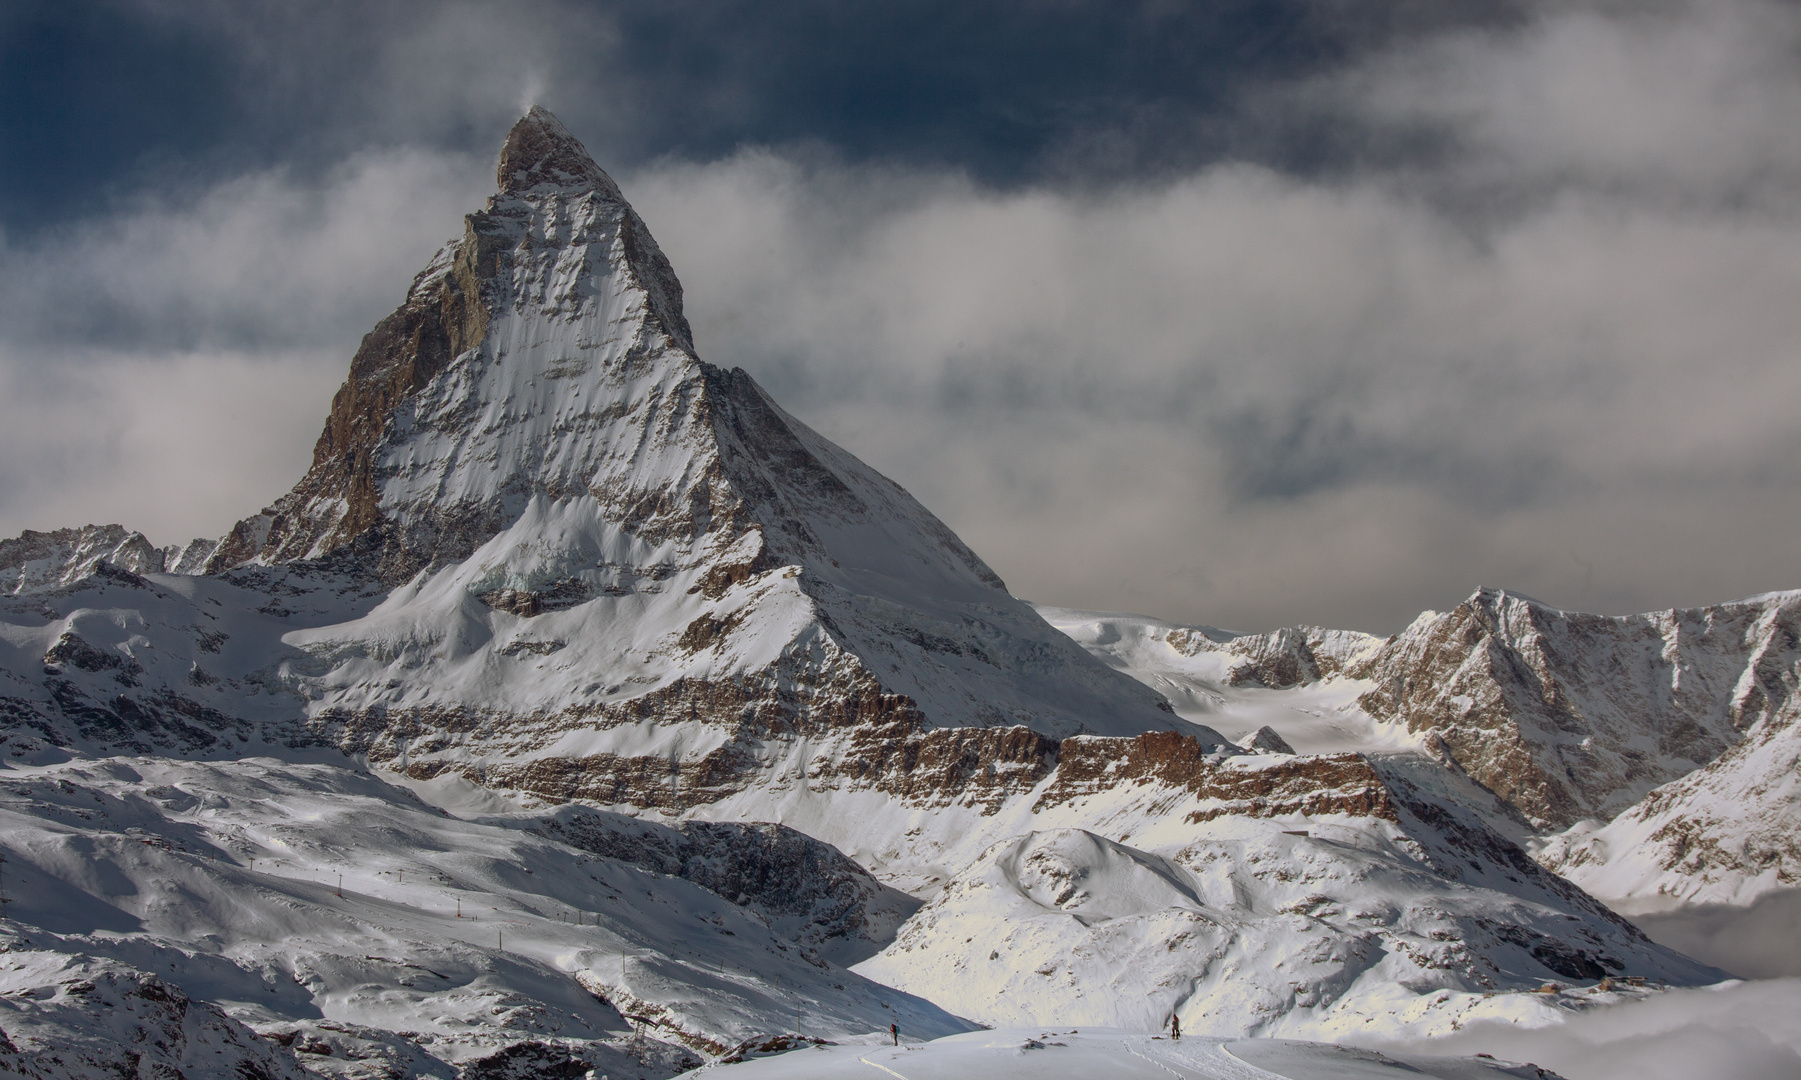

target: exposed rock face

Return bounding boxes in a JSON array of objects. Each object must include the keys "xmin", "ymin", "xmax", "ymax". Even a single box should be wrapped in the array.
[
  {"xmin": 1348, "ymin": 587, "xmax": 1801, "ymax": 828},
  {"xmin": 1037, "ymin": 735, "xmax": 1393, "ymax": 821}
]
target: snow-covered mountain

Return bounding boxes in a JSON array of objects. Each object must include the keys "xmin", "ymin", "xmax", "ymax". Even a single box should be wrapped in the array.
[
  {"xmin": 1046, "ymin": 591, "xmax": 1801, "ymax": 831},
  {"xmin": 1034, "ymin": 607, "xmax": 1401, "ymax": 755},
  {"xmin": 203, "ymin": 106, "xmax": 1197, "ymax": 760},
  {"xmin": 0, "ymin": 107, "xmax": 1765, "ymax": 1076},
  {"xmin": 0, "ymin": 525, "xmax": 214, "ymax": 595},
  {"xmin": 1349, "ymin": 588, "xmax": 1801, "ymax": 830}
]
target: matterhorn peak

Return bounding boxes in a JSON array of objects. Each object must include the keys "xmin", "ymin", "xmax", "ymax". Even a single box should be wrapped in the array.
[
  {"xmin": 193, "ymin": 105, "xmax": 1199, "ymax": 749},
  {"xmin": 205, "ymin": 107, "xmax": 699, "ymax": 578},
  {"xmin": 496, "ymin": 104, "xmax": 626, "ymax": 200}
]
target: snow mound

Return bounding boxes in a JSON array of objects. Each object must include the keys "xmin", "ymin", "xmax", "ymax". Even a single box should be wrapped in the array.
[{"xmin": 853, "ymin": 825, "xmax": 1713, "ymax": 1038}]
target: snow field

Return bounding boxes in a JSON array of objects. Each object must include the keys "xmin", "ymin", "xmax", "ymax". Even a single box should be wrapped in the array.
[
  {"xmin": 1033, "ymin": 606, "xmax": 1412, "ymax": 755},
  {"xmin": 0, "ymin": 755, "xmax": 971, "ymax": 1072},
  {"xmin": 685, "ymin": 1027, "xmax": 1559, "ymax": 1079}
]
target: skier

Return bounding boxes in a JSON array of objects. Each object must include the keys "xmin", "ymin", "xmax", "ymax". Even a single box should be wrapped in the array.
[
  {"xmin": 1170, "ymin": 1013, "xmax": 1181, "ymax": 1040},
  {"xmin": 890, "ymin": 1022, "xmax": 899, "ymax": 1046}
]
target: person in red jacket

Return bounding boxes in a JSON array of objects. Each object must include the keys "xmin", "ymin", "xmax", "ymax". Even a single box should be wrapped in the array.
[{"xmin": 890, "ymin": 1022, "xmax": 899, "ymax": 1046}]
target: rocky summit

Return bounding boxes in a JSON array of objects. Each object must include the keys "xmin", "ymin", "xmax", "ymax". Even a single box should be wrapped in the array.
[
  {"xmin": 208, "ymin": 106, "xmax": 1208, "ymax": 793},
  {"xmin": 0, "ymin": 107, "xmax": 1780, "ymax": 1079}
]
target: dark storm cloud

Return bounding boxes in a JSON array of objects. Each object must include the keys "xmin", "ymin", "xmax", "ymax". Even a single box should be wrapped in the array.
[
  {"xmin": 0, "ymin": 0, "xmax": 1520, "ymax": 234},
  {"xmin": 0, "ymin": 4, "xmax": 241, "ymax": 228},
  {"xmin": 2, "ymin": 0, "xmax": 1801, "ymax": 634}
]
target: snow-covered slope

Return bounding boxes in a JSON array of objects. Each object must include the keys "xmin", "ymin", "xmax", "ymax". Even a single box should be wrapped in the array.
[
  {"xmin": 0, "ymin": 927, "xmax": 310, "ymax": 1080},
  {"xmin": 0, "ymin": 562, "xmax": 382, "ymax": 763},
  {"xmin": 0, "ymin": 738, "xmax": 1659, "ymax": 1072},
  {"xmin": 695, "ymin": 1027, "xmax": 1566, "ymax": 1079},
  {"xmin": 0, "ymin": 560, "xmax": 1720, "ymax": 1050},
  {"xmin": 846, "ymin": 753, "xmax": 1714, "ymax": 1039},
  {"xmin": 0, "ymin": 754, "xmax": 970, "ymax": 1073}
]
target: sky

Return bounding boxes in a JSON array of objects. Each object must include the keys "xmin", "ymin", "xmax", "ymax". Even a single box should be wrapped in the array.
[{"xmin": 3, "ymin": 0, "xmax": 1801, "ymax": 633}]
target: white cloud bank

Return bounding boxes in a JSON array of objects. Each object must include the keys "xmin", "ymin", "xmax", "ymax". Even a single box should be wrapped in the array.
[
  {"xmin": 5, "ymin": 0, "xmax": 1801, "ymax": 633},
  {"xmin": 1630, "ymin": 889, "xmax": 1801, "ymax": 982},
  {"xmin": 0, "ymin": 150, "xmax": 490, "ymax": 546},
  {"xmin": 1370, "ymin": 978, "xmax": 1801, "ymax": 1080}
]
